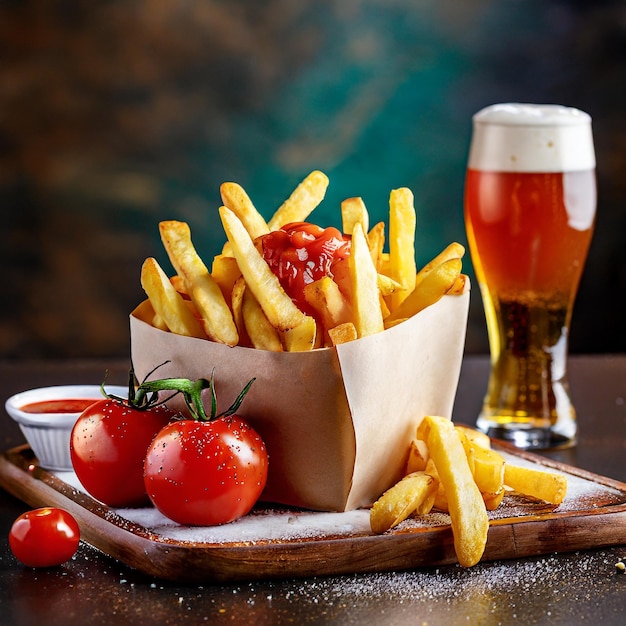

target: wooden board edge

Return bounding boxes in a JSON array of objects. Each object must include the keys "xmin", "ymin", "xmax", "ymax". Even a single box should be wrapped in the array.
[{"xmin": 3, "ymin": 445, "xmax": 626, "ymax": 583}]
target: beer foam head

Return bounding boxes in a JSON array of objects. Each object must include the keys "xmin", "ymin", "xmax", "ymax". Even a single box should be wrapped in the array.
[{"xmin": 468, "ymin": 103, "xmax": 595, "ymax": 172}]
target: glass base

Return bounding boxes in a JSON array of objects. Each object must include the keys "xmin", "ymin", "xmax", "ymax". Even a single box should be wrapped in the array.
[{"xmin": 476, "ymin": 418, "xmax": 576, "ymax": 451}]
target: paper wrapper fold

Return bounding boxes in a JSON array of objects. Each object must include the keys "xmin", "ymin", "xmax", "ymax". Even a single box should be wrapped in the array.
[{"xmin": 130, "ymin": 285, "xmax": 470, "ymax": 512}]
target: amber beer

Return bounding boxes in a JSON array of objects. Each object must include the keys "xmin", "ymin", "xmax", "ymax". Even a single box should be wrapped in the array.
[{"xmin": 464, "ymin": 104, "xmax": 596, "ymax": 449}]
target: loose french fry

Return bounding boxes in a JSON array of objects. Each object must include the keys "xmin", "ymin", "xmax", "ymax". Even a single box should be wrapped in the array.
[
  {"xmin": 420, "ymin": 415, "xmax": 489, "ymax": 567},
  {"xmin": 158, "ymin": 221, "xmax": 239, "ymax": 346},
  {"xmin": 483, "ymin": 490, "xmax": 505, "ymax": 511},
  {"xmin": 268, "ymin": 170, "xmax": 329, "ymax": 230},
  {"xmin": 349, "ymin": 223, "xmax": 384, "ymax": 337},
  {"xmin": 328, "ymin": 322, "xmax": 358, "ymax": 345},
  {"xmin": 423, "ymin": 458, "xmax": 449, "ymax": 512},
  {"xmin": 220, "ymin": 182, "xmax": 270, "ymax": 241},
  {"xmin": 370, "ymin": 471, "xmax": 438, "ymax": 534},
  {"xmin": 433, "ymin": 484, "xmax": 449, "ymax": 512},
  {"xmin": 455, "ymin": 425, "xmax": 491, "ymax": 449},
  {"xmin": 219, "ymin": 206, "xmax": 314, "ymax": 334},
  {"xmin": 504, "ymin": 464, "xmax": 567, "ymax": 505},
  {"xmin": 457, "ymin": 429, "xmax": 475, "ymax": 475},
  {"xmin": 461, "ymin": 436, "xmax": 505, "ymax": 495},
  {"xmin": 140, "ymin": 258, "xmax": 207, "ymax": 339},
  {"xmin": 384, "ymin": 258, "xmax": 462, "ymax": 326},
  {"xmin": 242, "ymin": 287, "xmax": 283, "ymax": 352},
  {"xmin": 341, "ymin": 197, "xmax": 369, "ymax": 235},
  {"xmin": 406, "ymin": 438, "xmax": 429, "ymax": 473},
  {"xmin": 388, "ymin": 188, "xmax": 417, "ymax": 310}
]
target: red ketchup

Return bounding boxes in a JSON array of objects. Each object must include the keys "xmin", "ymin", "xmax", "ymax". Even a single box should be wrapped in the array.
[
  {"xmin": 20, "ymin": 399, "xmax": 97, "ymax": 414},
  {"xmin": 257, "ymin": 222, "xmax": 351, "ymax": 315}
]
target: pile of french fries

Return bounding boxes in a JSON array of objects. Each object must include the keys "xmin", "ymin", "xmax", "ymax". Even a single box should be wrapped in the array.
[
  {"xmin": 370, "ymin": 416, "xmax": 568, "ymax": 567},
  {"xmin": 140, "ymin": 170, "xmax": 467, "ymax": 352}
]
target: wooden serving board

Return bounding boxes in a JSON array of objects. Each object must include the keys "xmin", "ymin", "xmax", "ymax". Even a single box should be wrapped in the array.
[{"xmin": 1, "ymin": 444, "xmax": 626, "ymax": 583}]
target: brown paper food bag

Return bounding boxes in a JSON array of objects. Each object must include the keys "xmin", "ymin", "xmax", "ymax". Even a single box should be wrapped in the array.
[{"xmin": 130, "ymin": 285, "xmax": 469, "ymax": 512}]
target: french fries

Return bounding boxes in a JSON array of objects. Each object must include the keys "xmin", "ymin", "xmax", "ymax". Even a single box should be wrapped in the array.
[
  {"xmin": 405, "ymin": 438, "xmax": 429, "ymax": 473},
  {"xmin": 384, "ymin": 258, "xmax": 463, "ymax": 326},
  {"xmin": 139, "ymin": 171, "xmax": 467, "ymax": 352},
  {"xmin": 341, "ymin": 197, "xmax": 369, "ymax": 235},
  {"xmin": 303, "ymin": 277, "xmax": 352, "ymax": 341},
  {"xmin": 140, "ymin": 258, "xmax": 207, "ymax": 340},
  {"xmin": 419, "ymin": 416, "xmax": 489, "ymax": 567},
  {"xmin": 241, "ymin": 285, "xmax": 283, "ymax": 352},
  {"xmin": 460, "ymin": 433, "xmax": 505, "ymax": 495},
  {"xmin": 219, "ymin": 206, "xmax": 313, "ymax": 334},
  {"xmin": 415, "ymin": 242, "xmax": 466, "ymax": 287},
  {"xmin": 370, "ymin": 418, "xmax": 569, "ymax": 568},
  {"xmin": 220, "ymin": 182, "xmax": 270, "ymax": 241},
  {"xmin": 370, "ymin": 471, "xmax": 438, "ymax": 534},
  {"xmin": 158, "ymin": 221, "xmax": 239, "ymax": 346},
  {"xmin": 388, "ymin": 188, "xmax": 417, "ymax": 310},
  {"xmin": 349, "ymin": 223, "xmax": 384, "ymax": 337},
  {"xmin": 367, "ymin": 222, "xmax": 385, "ymax": 270},
  {"xmin": 267, "ymin": 170, "xmax": 329, "ymax": 231},
  {"xmin": 328, "ymin": 322, "xmax": 358, "ymax": 346},
  {"xmin": 503, "ymin": 463, "xmax": 567, "ymax": 505}
]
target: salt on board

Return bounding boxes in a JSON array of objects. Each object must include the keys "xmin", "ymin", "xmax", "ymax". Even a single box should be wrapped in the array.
[{"xmin": 54, "ymin": 450, "xmax": 625, "ymax": 545}]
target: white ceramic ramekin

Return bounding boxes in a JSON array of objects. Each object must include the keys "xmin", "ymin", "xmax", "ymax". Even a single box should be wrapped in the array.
[{"xmin": 5, "ymin": 384, "xmax": 127, "ymax": 471}]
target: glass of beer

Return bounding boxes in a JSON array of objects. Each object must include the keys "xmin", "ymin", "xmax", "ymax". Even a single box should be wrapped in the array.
[{"xmin": 464, "ymin": 103, "xmax": 596, "ymax": 449}]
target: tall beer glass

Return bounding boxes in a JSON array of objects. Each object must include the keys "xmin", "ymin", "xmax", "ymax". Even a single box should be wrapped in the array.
[{"xmin": 464, "ymin": 103, "xmax": 596, "ymax": 449}]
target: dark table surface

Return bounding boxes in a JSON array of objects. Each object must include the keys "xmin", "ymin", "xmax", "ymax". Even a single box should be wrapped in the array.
[{"xmin": 1, "ymin": 355, "xmax": 625, "ymax": 625}]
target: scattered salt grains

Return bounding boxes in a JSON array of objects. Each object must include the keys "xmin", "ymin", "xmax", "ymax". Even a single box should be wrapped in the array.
[
  {"xmin": 52, "ymin": 451, "xmax": 625, "ymax": 549},
  {"xmin": 277, "ymin": 552, "xmax": 611, "ymax": 612},
  {"xmin": 112, "ymin": 461, "xmax": 620, "ymax": 544},
  {"xmin": 116, "ymin": 506, "xmax": 372, "ymax": 544}
]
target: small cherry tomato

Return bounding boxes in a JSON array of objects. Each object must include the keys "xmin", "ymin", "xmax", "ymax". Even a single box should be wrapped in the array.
[{"xmin": 9, "ymin": 508, "xmax": 80, "ymax": 568}]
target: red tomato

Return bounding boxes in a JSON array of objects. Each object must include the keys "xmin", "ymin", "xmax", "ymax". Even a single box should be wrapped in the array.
[
  {"xmin": 70, "ymin": 399, "xmax": 173, "ymax": 507},
  {"xmin": 9, "ymin": 508, "xmax": 80, "ymax": 568},
  {"xmin": 258, "ymin": 222, "xmax": 351, "ymax": 315},
  {"xmin": 144, "ymin": 415, "xmax": 269, "ymax": 526}
]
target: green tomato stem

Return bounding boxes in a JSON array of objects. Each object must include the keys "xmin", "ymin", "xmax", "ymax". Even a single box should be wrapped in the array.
[
  {"xmin": 221, "ymin": 378, "xmax": 256, "ymax": 418},
  {"xmin": 101, "ymin": 361, "xmax": 255, "ymax": 421},
  {"xmin": 137, "ymin": 371, "xmax": 256, "ymax": 422},
  {"xmin": 100, "ymin": 361, "xmax": 178, "ymax": 411},
  {"xmin": 138, "ymin": 377, "xmax": 211, "ymax": 421}
]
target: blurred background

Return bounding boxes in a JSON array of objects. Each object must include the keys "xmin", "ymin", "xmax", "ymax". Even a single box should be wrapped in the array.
[{"xmin": 1, "ymin": 0, "xmax": 624, "ymax": 359}]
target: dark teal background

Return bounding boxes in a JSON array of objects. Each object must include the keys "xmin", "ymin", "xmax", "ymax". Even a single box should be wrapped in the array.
[{"xmin": 1, "ymin": 0, "xmax": 624, "ymax": 357}]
